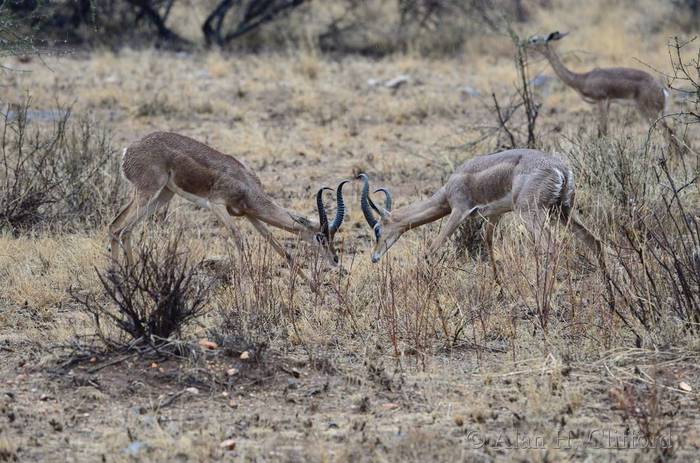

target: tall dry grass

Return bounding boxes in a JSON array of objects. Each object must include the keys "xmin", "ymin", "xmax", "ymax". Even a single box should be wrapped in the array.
[{"xmin": 0, "ymin": 0, "xmax": 697, "ymax": 372}]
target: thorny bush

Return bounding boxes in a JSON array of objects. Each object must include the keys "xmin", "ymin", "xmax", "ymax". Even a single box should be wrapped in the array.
[
  {"xmin": 72, "ymin": 237, "xmax": 210, "ymax": 349},
  {"xmin": 0, "ymin": 99, "xmax": 123, "ymax": 234}
]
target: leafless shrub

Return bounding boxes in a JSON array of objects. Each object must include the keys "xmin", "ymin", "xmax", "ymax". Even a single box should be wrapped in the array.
[
  {"xmin": 568, "ymin": 132, "xmax": 700, "ymax": 342},
  {"xmin": 609, "ymin": 372, "xmax": 678, "ymax": 460},
  {"xmin": 488, "ymin": 28, "xmax": 540, "ymax": 149},
  {"xmin": 0, "ymin": 2, "xmax": 38, "ymax": 64},
  {"xmin": 609, "ymin": 160, "xmax": 700, "ymax": 337},
  {"xmin": 667, "ymin": 37, "xmax": 699, "ymax": 128},
  {"xmin": 203, "ymin": 0, "xmax": 306, "ymax": 47},
  {"xmin": 71, "ymin": 237, "xmax": 210, "ymax": 350},
  {"xmin": 0, "ymin": 99, "xmax": 122, "ymax": 233},
  {"xmin": 318, "ymin": 0, "xmax": 520, "ymax": 56}
]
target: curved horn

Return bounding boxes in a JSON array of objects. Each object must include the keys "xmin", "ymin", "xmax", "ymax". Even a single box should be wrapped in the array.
[
  {"xmin": 357, "ymin": 173, "xmax": 378, "ymax": 230},
  {"xmin": 316, "ymin": 187, "xmax": 332, "ymax": 235},
  {"xmin": 329, "ymin": 180, "xmax": 349, "ymax": 234},
  {"xmin": 373, "ymin": 188, "xmax": 392, "ymax": 215}
]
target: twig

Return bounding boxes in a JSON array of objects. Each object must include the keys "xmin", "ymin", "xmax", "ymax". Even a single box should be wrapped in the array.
[
  {"xmin": 88, "ymin": 352, "xmax": 139, "ymax": 374},
  {"xmin": 152, "ymin": 388, "xmax": 187, "ymax": 410}
]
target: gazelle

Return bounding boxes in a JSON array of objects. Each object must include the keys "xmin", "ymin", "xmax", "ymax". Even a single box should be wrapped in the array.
[
  {"xmin": 527, "ymin": 31, "xmax": 680, "ymax": 151},
  {"xmin": 109, "ymin": 132, "xmax": 349, "ymax": 276},
  {"xmin": 358, "ymin": 149, "xmax": 606, "ymax": 279}
]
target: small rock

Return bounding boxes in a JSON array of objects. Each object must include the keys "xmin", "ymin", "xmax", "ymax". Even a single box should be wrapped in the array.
[
  {"xmin": 460, "ymin": 85, "xmax": 480, "ymax": 97},
  {"xmin": 679, "ymin": 381, "xmax": 692, "ymax": 392},
  {"xmin": 124, "ymin": 441, "xmax": 145, "ymax": 456},
  {"xmin": 219, "ymin": 438, "xmax": 236, "ymax": 450},
  {"xmin": 239, "ymin": 351, "xmax": 250, "ymax": 360},
  {"xmin": 199, "ymin": 339, "xmax": 218, "ymax": 350},
  {"xmin": 227, "ymin": 368, "xmax": 239, "ymax": 376},
  {"xmin": 381, "ymin": 402, "xmax": 399, "ymax": 411},
  {"xmin": 385, "ymin": 74, "xmax": 410, "ymax": 90},
  {"xmin": 185, "ymin": 387, "xmax": 199, "ymax": 395},
  {"xmin": 150, "ymin": 362, "xmax": 158, "ymax": 368},
  {"xmin": 195, "ymin": 69, "xmax": 210, "ymax": 80}
]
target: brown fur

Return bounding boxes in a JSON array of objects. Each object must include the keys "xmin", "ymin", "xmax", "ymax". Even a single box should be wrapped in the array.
[
  {"xmin": 530, "ymin": 34, "xmax": 681, "ymax": 152},
  {"xmin": 109, "ymin": 132, "xmax": 341, "ymax": 273},
  {"xmin": 366, "ymin": 149, "xmax": 606, "ymax": 281}
]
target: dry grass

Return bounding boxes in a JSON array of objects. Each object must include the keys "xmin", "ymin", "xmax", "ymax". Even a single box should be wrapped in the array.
[{"xmin": 1, "ymin": 1, "xmax": 700, "ymax": 461}]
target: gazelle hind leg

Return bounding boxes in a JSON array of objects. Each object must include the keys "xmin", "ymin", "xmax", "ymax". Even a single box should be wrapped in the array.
[
  {"xmin": 597, "ymin": 99, "xmax": 610, "ymax": 136},
  {"xmin": 519, "ymin": 208, "xmax": 556, "ymax": 264},
  {"xmin": 482, "ymin": 214, "xmax": 503, "ymax": 284},
  {"xmin": 566, "ymin": 214, "xmax": 607, "ymax": 272},
  {"xmin": 109, "ymin": 195, "xmax": 136, "ymax": 262},
  {"xmin": 639, "ymin": 102, "xmax": 683, "ymax": 155},
  {"xmin": 109, "ymin": 186, "xmax": 173, "ymax": 266}
]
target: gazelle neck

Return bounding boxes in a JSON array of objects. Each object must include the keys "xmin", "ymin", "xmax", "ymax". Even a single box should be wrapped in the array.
[
  {"xmin": 542, "ymin": 45, "xmax": 584, "ymax": 90},
  {"xmin": 388, "ymin": 189, "xmax": 450, "ymax": 232},
  {"xmin": 251, "ymin": 197, "xmax": 318, "ymax": 235}
]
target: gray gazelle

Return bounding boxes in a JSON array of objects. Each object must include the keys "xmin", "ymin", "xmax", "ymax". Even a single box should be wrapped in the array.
[
  {"xmin": 528, "ymin": 31, "xmax": 680, "ymax": 151},
  {"xmin": 359, "ymin": 149, "xmax": 606, "ymax": 279},
  {"xmin": 109, "ymin": 132, "xmax": 349, "ymax": 275}
]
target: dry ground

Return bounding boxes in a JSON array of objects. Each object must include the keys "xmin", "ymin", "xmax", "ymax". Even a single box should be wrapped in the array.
[{"xmin": 2, "ymin": 3, "xmax": 700, "ymax": 460}]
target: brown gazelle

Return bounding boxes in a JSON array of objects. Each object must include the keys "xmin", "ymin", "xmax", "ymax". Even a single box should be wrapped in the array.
[
  {"xmin": 109, "ymin": 132, "xmax": 349, "ymax": 275},
  {"xmin": 528, "ymin": 31, "xmax": 680, "ymax": 151},
  {"xmin": 359, "ymin": 149, "xmax": 606, "ymax": 279}
]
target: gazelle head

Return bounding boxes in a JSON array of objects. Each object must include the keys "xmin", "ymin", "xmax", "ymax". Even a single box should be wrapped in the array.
[
  {"xmin": 357, "ymin": 173, "xmax": 399, "ymax": 263},
  {"xmin": 310, "ymin": 180, "xmax": 350, "ymax": 266},
  {"xmin": 527, "ymin": 30, "xmax": 568, "ymax": 52}
]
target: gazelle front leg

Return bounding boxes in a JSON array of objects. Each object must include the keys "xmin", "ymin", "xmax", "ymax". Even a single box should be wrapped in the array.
[
  {"xmin": 246, "ymin": 217, "xmax": 314, "ymax": 288},
  {"xmin": 597, "ymin": 99, "xmax": 610, "ymax": 136},
  {"xmin": 425, "ymin": 206, "xmax": 479, "ymax": 258},
  {"xmin": 209, "ymin": 203, "xmax": 246, "ymax": 252}
]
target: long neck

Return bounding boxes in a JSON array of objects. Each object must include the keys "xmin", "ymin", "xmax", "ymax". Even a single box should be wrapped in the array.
[
  {"xmin": 250, "ymin": 197, "xmax": 317, "ymax": 235},
  {"xmin": 390, "ymin": 188, "xmax": 450, "ymax": 232},
  {"xmin": 542, "ymin": 45, "xmax": 583, "ymax": 90}
]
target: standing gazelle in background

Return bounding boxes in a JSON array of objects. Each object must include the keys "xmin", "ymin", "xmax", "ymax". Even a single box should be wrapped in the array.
[
  {"xmin": 359, "ymin": 149, "xmax": 607, "ymax": 280},
  {"xmin": 527, "ymin": 31, "xmax": 681, "ymax": 152},
  {"xmin": 109, "ymin": 132, "xmax": 349, "ymax": 276}
]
